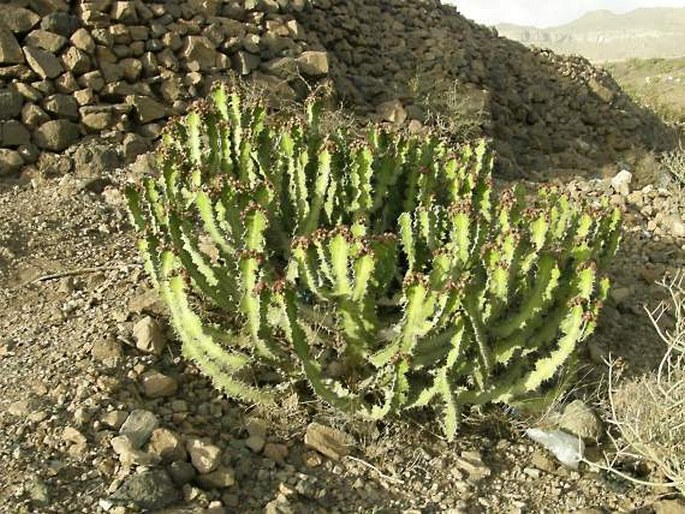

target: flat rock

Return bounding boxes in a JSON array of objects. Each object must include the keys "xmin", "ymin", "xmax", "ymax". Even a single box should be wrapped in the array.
[
  {"xmin": 91, "ymin": 336, "xmax": 123, "ymax": 363},
  {"xmin": 455, "ymin": 450, "xmax": 491, "ymax": 483},
  {"xmin": 304, "ymin": 422, "xmax": 353, "ymax": 461}
]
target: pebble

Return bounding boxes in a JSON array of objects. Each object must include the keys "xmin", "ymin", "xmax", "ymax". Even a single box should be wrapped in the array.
[
  {"xmin": 119, "ymin": 410, "xmax": 159, "ymax": 448},
  {"xmin": 186, "ymin": 438, "xmax": 222, "ymax": 474},
  {"xmin": 132, "ymin": 316, "xmax": 167, "ymax": 355},
  {"xmin": 140, "ymin": 369, "xmax": 178, "ymax": 398}
]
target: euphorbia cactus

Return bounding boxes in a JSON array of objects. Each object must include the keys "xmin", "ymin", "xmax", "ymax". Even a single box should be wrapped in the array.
[{"xmin": 125, "ymin": 85, "xmax": 620, "ymax": 440}]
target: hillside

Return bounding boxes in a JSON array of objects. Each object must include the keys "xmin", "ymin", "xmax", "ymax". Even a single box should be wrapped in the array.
[
  {"xmin": 496, "ymin": 7, "xmax": 685, "ymax": 62},
  {"xmin": 607, "ymin": 57, "xmax": 685, "ymax": 123}
]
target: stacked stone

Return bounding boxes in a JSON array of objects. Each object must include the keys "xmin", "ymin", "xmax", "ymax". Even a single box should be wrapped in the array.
[
  {"xmin": 296, "ymin": 0, "xmax": 674, "ymax": 177},
  {"xmin": 0, "ymin": 0, "xmax": 329, "ymax": 176}
]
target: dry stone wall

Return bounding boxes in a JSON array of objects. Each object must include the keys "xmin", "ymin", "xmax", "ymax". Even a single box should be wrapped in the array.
[
  {"xmin": 0, "ymin": 0, "xmax": 329, "ymax": 176},
  {"xmin": 296, "ymin": 0, "xmax": 675, "ymax": 176},
  {"xmin": 0, "ymin": 0, "xmax": 676, "ymax": 179}
]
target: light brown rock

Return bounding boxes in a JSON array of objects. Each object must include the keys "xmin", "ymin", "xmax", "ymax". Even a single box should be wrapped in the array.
[
  {"xmin": 186, "ymin": 438, "xmax": 222, "ymax": 474},
  {"xmin": 148, "ymin": 428, "xmax": 187, "ymax": 462},
  {"xmin": 140, "ymin": 370, "xmax": 178, "ymax": 398},
  {"xmin": 304, "ymin": 422, "xmax": 353, "ymax": 461},
  {"xmin": 197, "ymin": 467, "xmax": 235, "ymax": 489},
  {"xmin": 132, "ymin": 316, "xmax": 166, "ymax": 355},
  {"xmin": 23, "ymin": 46, "xmax": 63, "ymax": 80},
  {"xmin": 296, "ymin": 51, "xmax": 329, "ymax": 76}
]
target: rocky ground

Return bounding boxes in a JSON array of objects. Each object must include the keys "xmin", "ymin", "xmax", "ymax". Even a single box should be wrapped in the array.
[{"xmin": 1, "ymin": 143, "xmax": 685, "ymax": 514}]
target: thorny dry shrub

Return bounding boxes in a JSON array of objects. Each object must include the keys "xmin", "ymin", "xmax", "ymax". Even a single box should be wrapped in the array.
[
  {"xmin": 661, "ymin": 143, "xmax": 685, "ymax": 191},
  {"xmin": 608, "ymin": 272, "xmax": 685, "ymax": 495},
  {"xmin": 407, "ymin": 73, "xmax": 487, "ymax": 143}
]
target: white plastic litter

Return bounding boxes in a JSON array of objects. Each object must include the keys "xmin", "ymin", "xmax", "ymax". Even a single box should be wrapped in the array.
[{"xmin": 525, "ymin": 428, "xmax": 585, "ymax": 470}]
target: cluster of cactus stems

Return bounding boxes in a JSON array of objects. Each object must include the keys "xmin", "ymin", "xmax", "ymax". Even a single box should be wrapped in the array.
[{"xmin": 125, "ymin": 85, "xmax": 621, "ymax": 440}]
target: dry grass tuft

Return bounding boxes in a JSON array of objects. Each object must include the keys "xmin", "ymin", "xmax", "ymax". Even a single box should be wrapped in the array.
[{"xmin": 606, "ymin": 272, "xmax": 685, "ymax": 495}]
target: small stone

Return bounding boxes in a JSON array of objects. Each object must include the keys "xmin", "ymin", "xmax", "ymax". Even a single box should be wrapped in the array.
[
  {"xmin": 140, "ymin": 370, "xmax": 178, "ymax": 398},
  {"xmin": 296, "ymin": 51, "xmax": 328, "ymax": 76},
  {"xmin": 531, "ymin": 450, "xmax": 557, "ymax": 473},
  {"xmin": 558, "ymin": 400, "xmax": 604, "ymax": 443},
  {"xmin": 304, "ymin": 422, "xmax": 353, "ymax": 461},
  {"xmin": 70, "ymin": 28, "xmax": 95, "ymax": 54},
  {"xmin": 246, "ymin": 418, "xmax": 267, "ymax": 439},
  {"xmin": 197, "ymin": 467, "xmax": 236, "ymax": 489},
  {"xmin": 0, "ymin": 27, "xmax": 24, "ymax": 64},
  {"xmin": 8, "ymin": 400, "xmax": 34, "ymax": 417},
  {"xmin": 0, "ymin": 149, "xmax": 24, "ymax": 176},
  {"xmin": 128, "ymin": 95, "xmax": 167, "ymax": 124},
  {"xmin": 376, "ymin": 99, "xmax": 407, "ymax": 124},
  {"xmin": 263, "ymin": 443, "xmax": 289, "ymax": 465},
  {"xmin": 33, "ymin": 120, "xmax": 80, "ymax": 151},
  {"xmin": 26, "ymin": 479, "xmax": 50, "ymax": 507},
  {"xmin": 111, "ymin": 1, "xmax": 138, "ymax": 24},
  {"xmin": 186, "ymin": 438, "xmax": 222, "ymax": 474},
  {"xmin": 101, "ymin": 411, "xmax": 128, "ymax": 430},
  {"xmin": 108, "ymin": 470, "xmax": 178, "ymax": 510},
  {"xmin": 611, "ymin": 169, "xmax": 632, "ymax": 196},
  {"xmin": 23, "ymin": 46, "xmax": 64, "ymax": 79},
  {"xmin": 245, "ymin": 436, "xmax": 265, "ymax": 453},
  {"xmin": 181, "ymin": 35, "xmax": 217, "ymax": 71},
  {"xmin": 148, "ymin": 428, "xmax": 187, "ymax": 462},
  {"xmin": 132, "ymin": 316, "xmax": 166, "ymax": 355},
  {"xmin": 62, "ymin": 426, "xmax": 87, "ymax": 445},
  {"xmin": 91, "ymin": 336, "xmax": 123, "ymax": 363},
  {"xmin": 111, "ymin": 435, "xmax": 161, "ymax": 466},
  {"xmin": 664, "ymin": 213, "xmax": 685, "ymax": 238},
  {"xmin": 169, "ymin": 460, "xmax": 196, "ymax": 486},
  {"xmin": 653, "ymin": 499, "xmax": 685, "ymax": 514},
  {"xmin": 43, "ymin": 93, "xmax": 79, "ymax": 119},
  {"xmin": 119, "ymin": 409, "xmax": 159, "ymax": 448},
  {"xmin": 455, "ymin": 450, "xmax": 491, "ymax": 483},
  {"xmin": 232, "ymin": 51, "xmax": 261, "ymax": 75}
]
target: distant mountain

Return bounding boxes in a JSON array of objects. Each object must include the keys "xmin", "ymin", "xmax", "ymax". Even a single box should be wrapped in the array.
[{"xmin": 495, "ymin": 7, "xmax": 685, "ymax": 62}]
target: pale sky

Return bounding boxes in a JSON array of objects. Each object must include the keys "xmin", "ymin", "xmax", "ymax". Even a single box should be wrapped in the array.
[{"xmin": 449, "ymin": 0, "xmax": 685, "ymax": 28}]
